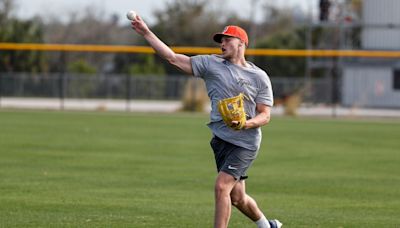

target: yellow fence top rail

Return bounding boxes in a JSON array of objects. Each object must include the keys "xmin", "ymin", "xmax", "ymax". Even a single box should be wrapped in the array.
[{"xmin": 1, "ymin": 42, "xmax": 400, "ymax": 58}]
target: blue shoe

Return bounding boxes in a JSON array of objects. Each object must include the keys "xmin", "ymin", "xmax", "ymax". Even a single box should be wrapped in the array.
[{"xmin": 269, "ymin": 219, "xmax": 282, "ymax": 228}]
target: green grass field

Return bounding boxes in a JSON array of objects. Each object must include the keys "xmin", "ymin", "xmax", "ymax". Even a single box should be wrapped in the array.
[{"xmin": 0, "ymin": 110, "xmax": 399, "ymax": 227}]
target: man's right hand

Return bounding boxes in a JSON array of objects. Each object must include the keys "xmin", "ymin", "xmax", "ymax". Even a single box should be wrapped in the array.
[{"xmin": 131, "ymin": 15, "xmax": 151, "ymax": 36}]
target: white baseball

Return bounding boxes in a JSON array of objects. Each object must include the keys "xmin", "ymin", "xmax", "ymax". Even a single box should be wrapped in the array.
[{"xmin": 127, "ymin": 10, "xmax": 137, "ymax": 21}]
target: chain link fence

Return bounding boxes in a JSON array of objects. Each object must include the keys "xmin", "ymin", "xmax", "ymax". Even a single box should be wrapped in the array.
[
  {"xmin": 0, "ymin": 72, "xmax": 330, "ymax": 110},
  {"xmin": 0, "ymin": 73, "xmax": 331, "ymax": 100},
  {"xmin": 1, "ymin": 73, "xmax": 399, "ymax": 117}
]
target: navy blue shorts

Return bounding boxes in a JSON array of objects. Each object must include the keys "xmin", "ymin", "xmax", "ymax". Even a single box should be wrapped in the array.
[{"xmin": 210, "ymin": 136, "xmax": 258, "ymax": 180}]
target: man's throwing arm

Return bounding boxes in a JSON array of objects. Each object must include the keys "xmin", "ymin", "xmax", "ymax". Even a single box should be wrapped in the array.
[{"xmin": 131, "ymin": 15, "xmax": 193, "ymax": 75}]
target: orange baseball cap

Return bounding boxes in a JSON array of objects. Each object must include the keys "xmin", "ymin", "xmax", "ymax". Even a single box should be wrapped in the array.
[{"xmin": 213, "ymin": 25, "xmax": 249, "ymax": 47}]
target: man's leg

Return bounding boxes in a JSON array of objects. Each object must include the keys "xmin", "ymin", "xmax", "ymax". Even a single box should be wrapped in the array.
[
  {"xmin": 230, "ymin": 180, "xmax": 264, "ymax": 221},
  {"xmin": 214, "ymin": 171, "xmax": 237, "ymax": 228}
]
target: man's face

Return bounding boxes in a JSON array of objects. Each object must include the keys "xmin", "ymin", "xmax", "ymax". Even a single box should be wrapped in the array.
[{"xmin": 220, "ymin": 36, "xmax": 243, "ymax": 59}]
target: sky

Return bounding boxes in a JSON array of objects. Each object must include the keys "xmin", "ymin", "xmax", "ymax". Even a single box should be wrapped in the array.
[{"xmin": 13, "ymin": 0, "xmax": 319, "ymax": 25}]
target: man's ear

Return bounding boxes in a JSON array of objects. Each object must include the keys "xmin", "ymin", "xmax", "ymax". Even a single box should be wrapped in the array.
[{"xmin": 240, "ymin": 39, "xmax": 248, "ymax": 48}]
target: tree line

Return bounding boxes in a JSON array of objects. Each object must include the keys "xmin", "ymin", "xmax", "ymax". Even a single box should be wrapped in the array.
[{"xmin": 1, "ymin": 0, "xmax": 359, "ymax": 77}]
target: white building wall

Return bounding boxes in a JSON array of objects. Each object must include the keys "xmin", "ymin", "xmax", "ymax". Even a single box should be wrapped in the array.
[
  {"xmin": 362, "ymin": 0, "xmax": 400, "ymax": 49},
  {"xmin": 342, "ymin": 67, "xmax": 400, "ymax": 108}
]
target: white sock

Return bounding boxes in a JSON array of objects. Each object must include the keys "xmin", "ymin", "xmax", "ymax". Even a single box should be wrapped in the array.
[{"xmin": 255, "ymin": 215, "xmax": 270, "ymax": 228}]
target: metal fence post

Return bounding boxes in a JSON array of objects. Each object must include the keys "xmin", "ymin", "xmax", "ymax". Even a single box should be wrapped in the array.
[
  {"xmin": 126, "ymin": 74, "xmax": 131, "ymax": 112},
  {"xmin": 59, "ymin": 73, "xmax": 65, "ymax": 110},
  {"xmin": 0, "ymin": 73, "xmax": 2, "ymax": 108}
]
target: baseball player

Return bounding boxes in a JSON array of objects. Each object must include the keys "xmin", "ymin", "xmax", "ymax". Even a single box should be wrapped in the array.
[{"xmin": 131, "ymin": 14, "xmax": 281, "ymax": 228}]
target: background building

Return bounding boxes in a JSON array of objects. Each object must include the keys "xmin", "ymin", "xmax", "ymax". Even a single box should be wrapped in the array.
[{"xmin": 342, "ymin": 0, "xmax": 400, "ymax": 108}]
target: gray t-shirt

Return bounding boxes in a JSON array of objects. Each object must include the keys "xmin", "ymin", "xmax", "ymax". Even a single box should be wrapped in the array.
[{"xmin": 191, "ymin": 54, "xmax": 273, "ymax": 151}]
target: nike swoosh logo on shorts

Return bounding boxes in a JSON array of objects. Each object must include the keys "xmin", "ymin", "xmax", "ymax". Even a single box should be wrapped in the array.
[{"xmin": 228, "ymin": 165, "xmax": 238, "ymax": 170}]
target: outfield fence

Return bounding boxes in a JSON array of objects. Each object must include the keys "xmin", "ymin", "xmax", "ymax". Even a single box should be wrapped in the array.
[
  {"xmin": 1, "ymin": 73, "xmax": 400, "ymax": 117},
  {"xmin": 0, "ymin": 73, "xmax": 329, "ymax": 103}
]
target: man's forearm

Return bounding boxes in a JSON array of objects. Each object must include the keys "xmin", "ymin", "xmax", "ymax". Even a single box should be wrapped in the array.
[
  {"xmin": 143, "ymin": 31, "xmax": 176, "ymax": 62},
  {"xmin": 142, "ymin": 31, "xmax": 193, "ymax": 75},
  {"xmin": 244, "ymin": 112, "xmax": 271, "ymax": 129}
]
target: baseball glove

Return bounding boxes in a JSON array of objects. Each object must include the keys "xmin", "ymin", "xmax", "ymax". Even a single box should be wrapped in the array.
[{"xmin": 218, "ymin": 93, "xmax": 248, "ymax": 130}]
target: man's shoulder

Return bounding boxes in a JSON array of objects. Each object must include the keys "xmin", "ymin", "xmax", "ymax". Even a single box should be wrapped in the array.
[
  {"xmin": 207, "ymin": 54, "xmax": 225, "ymax": 63},
  {"xmin": 192, "ymin": 54, "xmax": 224, "ymax": 63},
  {"xmin": 245, "ymin": 62, "xmax": 272, "ymax": 87},
  {"xmin": 247, "ymin": 61, "xmax": 265, "ymax": 73},
  {"xmin": 247, "ymin": 62, "xmax": 269, "ymax": 78}
]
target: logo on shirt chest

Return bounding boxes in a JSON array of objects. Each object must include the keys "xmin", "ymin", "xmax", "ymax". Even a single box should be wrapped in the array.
[{"xmin": 237, "ymin": 78, "xmax": 252, "ymax": 88}]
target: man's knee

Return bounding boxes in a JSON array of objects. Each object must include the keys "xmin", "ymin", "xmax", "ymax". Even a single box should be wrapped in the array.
[
  {"xmin": 214, "ymin": 181, "xmax": 230, "ymax": 197},
  {"xmin": 214, "ymin": 172, "xmax": 236, "ymax": 197},
  {"xmin": 231, "ymin": 194, "xmax": 245, "ymax": 206}
]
